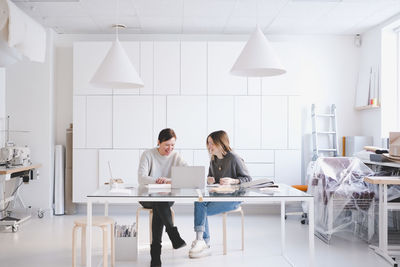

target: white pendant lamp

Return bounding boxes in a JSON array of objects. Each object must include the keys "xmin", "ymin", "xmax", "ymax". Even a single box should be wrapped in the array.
[
  {"xmin": 90, "ymin": 37, "xmax": 144, "ymax": 89},
  {"xmin": 231, "ymin": 27, "xmax": 286, "ymax": 77},
  {"xmin": 90, "ymin": 0, "xmax": 143, "ymax": 89}
]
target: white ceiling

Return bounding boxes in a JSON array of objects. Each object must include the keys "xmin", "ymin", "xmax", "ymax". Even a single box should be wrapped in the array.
[{"xmin": 11, "ymin": 0, "xmax": 400, "ymax": 35}]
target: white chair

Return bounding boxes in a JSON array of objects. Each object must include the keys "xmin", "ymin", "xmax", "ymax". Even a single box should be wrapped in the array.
[
  {"xmin": 222, "ymin": 206, "xmax": 244, "ymax": 255},
  {"xmin": 136, "ymin": 207, "xmax": 175, "ymax": 243},
  {"xmin": 72, "ymin": 216, "xmax": 115, "ymax": 267}
]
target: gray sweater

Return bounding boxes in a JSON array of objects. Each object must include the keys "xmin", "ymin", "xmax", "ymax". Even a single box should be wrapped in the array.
[
  {"xmin": 137, "ymin": 148, "xmax": 187, "ymax": 185},
  {"xmin": 208, "ymin": 151, "xmax": 251, "ymax": 184}
]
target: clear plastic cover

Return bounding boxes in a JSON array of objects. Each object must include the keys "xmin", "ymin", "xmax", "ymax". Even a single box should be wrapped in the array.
[{"xmin": 306, "ymin": 157, "xmax": 376, "ymax": 242}]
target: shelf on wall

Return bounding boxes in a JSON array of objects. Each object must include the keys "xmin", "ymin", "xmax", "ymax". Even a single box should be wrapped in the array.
[{"xmin": 354, "ymin": 105, "xmax": 380, "ymax": 111}]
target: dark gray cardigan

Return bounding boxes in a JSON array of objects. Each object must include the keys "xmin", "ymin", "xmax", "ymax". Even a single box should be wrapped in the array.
[{"xmin": 208, "ymin": 151, "xmax": 252, "ymax": 184}]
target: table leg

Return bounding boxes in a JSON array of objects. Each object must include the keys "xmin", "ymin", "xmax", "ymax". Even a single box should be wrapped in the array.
[
  {"xmin": 281, "ymin": 201, "xmax": 286, "ymax": 255},
  {"xmin": 383, "ymin": 184, "xmax": 388, "ymax": 252},
  {"xmin": 379, "ymin": 184, "xmax": 383, "ymax": 250},
  {"xmin": 86, "ymin": 199, "xmax": 92, "ymax": 267},
  {"xmin": 308, "ymin": 198, "xmax": 315, "ymax": 267}
]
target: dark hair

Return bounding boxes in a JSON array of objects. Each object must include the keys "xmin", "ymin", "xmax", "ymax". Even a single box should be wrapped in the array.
[
  {"xmin": 158, "ymin": 128, "xmax": 177, "ymax": 143},
  {"xmin": 207, "ymin": 130, "xmax": 232, "ymax": 158}
]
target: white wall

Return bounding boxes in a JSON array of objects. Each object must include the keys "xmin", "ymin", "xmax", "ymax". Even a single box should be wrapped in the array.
[
  {"xmin": 53, "ymin": 34, "xmax": 362, "ymax": 202},
  {"xmin": 5, "ymin": 30, "xmax": 55, "ymax": 210},
  {"xmin": 0, "ymin": 68, "xmax": 5, "ymax": 146},
  {"xmin": 358, "ymin": 14, "xmax": 400, "ymax": 146}
]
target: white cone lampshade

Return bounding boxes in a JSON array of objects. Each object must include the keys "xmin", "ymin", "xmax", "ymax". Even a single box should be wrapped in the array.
[
  {"xmin": 90, "ymin": 40, "xmax": 144, "ymax": 89},
  {"xmin": 231, "ymin": 27, "xmax": 286, "ymax": 77}
]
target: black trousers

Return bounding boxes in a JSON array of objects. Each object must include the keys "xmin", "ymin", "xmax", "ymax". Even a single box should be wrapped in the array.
[{"xmin": 140, "ymin": 201, "xmax": 174, "ymax": 244}]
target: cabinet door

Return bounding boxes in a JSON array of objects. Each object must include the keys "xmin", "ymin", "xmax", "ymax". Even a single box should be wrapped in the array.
[
  {"xmin": 167, "ymin": 96, "xmax": 207, "ymax": 149},
  {"xmin": 208, "ymin": 96, "xmax": 235, "ymax": 147},
  {"xmin": 154, "ymin": 41, "xmax": 180, "ymax": 95},
  {"xmin": 73, "ymin": 96, "xmax": 86, "ymax": 148},
  {"xmin": 99, "ymin": 149, "xmax": 140, "ymax": 186},
  {"xmin": 235, "ymin": 96, "xmax": 261, "ymax": 149},
  {"xmin": 275, "ymin": 150, "xmax": 301, "ymax": 185},
  {"xmin": 73, "ymin": 149, "xmax": 98, "ymax": 203},
  {"xmin": 181, "ymin": 42, "xmax": 207, "ymax": 95},
  {"xmin": 261, "ymin": 96, "xmax": 287, "ymax": 149},
  {"xmin": 113, "ymin": 96, "xmax": 153, "ymax": 148},
  {"xmin": 86, "ymin": 96, "xmax": 113, "ymax": 148},
  {"xmin": 140, "ymin": 42, "xmax": 154, "ymax": 95},
  {"xmin": 73, "ymin": 42, "xmax": 111, "ymax": 95},
  {"xmin": 208, "ymin": 42, "xmax": 247, "ymax": 95}
]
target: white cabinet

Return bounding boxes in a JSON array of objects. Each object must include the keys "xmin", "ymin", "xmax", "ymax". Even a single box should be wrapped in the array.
[
  {"xmin": 73, "ymin": 42, "xmax": 111, "ymax": 95},
  {"xmin": 181, "ymin": 42, "xmax": 207, "ymax": 95},
  {"xmin": 236, "ymin": 150, "xmax": 274, "ymax": 163},
  {"xmin": 154, "ymin": 42, "xmax": 180, "ymax": 95},
  {"xmin": 246, "ymin": 163, "xmax": 274, "ymax": 178},
  {"xmin": 86, "ymin": 96, "xmax": 113, "ymax": 148},
  {"xmin": 234, "ymin": 96, "xmax": 261, "ymax": 149},
  {"xmin": 73, "ymin": 149, "xmax": 98, "ymax": 202},
  {"xmin": 167, "ymin": 96, "xmax": 207, "ymax": 149},
  {"xmin": 99, "ymin": 150, "xmax": 140, "ymax": 186},
  {"xmin": 208, "ymin": 42, "xmax": 247, "ymax": 95},
  {"xmin": 140, "ymin": 42, "xmax": 154, "ymax": 95},
  {"xmin": 153, "ymin": 96, "xmax": 166, "ymax": 142},
  {"xmin": 194, "ymin": 150, "xmax": 210, "ymax": 169},
  {"xmin": 261, "ymin": 96, "xmax": 287, "ymax": 149},
  {"xmin": 113, "ymin": 96, "xmax": 153, "ymax": 148},
  {"xmin": 208, "ymin": 96, "xmax": 234, "ymax": 146},
  {"xmin": 73, "ymin": 96, "xmax": 86, "ymax": 148},
  {"xmin": 275, "ymin": 150, "xmax": 301, "ymax": 185}
]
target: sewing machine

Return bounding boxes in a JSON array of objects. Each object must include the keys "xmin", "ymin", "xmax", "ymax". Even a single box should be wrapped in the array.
[{"xmin": 0, "ymin": 145, "xmax": 31, "ymax": 166}]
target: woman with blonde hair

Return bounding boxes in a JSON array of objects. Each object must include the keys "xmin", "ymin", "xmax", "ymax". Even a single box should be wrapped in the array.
[{"xmin": 189, "ymin": 130, "xmax": 251, "ymax": 258}]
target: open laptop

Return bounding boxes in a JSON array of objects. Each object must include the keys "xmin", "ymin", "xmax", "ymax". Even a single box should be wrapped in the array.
[{"xmin": 171, "ymin": 166, "xmax": 206, "ymax": 189}]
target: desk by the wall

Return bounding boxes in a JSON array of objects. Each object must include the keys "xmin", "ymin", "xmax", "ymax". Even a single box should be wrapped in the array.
[
  {"xmin": 365, "ymin": 176, "xmax": 400, "ymax": 267},
  {"xmin": 0, "ymin": 164, "xmax": 41, "ymax": 232}
]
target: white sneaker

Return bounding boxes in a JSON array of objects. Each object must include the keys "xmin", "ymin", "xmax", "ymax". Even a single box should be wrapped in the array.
[{"xmin": 189, "ymin": 240, "xmax": 211, "ymax": 258}]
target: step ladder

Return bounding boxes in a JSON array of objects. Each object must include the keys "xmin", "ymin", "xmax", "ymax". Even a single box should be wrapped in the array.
[{"xmin": 312, "ymin": 104, "xmax": 339, "ymax": 160}]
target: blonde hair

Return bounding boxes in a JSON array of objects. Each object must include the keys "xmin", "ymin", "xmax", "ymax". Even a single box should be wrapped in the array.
[{"xmin": 207, "ymin": 130, "xmax": 232, "ymax": 160}]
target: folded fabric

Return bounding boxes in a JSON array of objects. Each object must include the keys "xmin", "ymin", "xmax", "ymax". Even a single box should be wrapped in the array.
[{"xmin": 5, "ymin": 0, "xmax": 46, "ymax": 62}]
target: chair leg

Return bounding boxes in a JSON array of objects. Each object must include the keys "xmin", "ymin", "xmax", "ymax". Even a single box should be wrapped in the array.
[
  {"xmin": 240, "ymin": 209, "xmax": 244, "ymax": 251},
  {"xmin": 223, "ymin": 213, "xmax": 227, "ymax": 255},
  {"xmin": 102, "ymin": 226, "xmax": 108, "ymax": 267},
  {"xmin": 136, "ymin": 208, "xmax": 140, "ymax": 240},
  {"xmin": 149, "ymin": 210, "xmax": 153, "ymax": 243},
  {"xmin": 110, "ymin": 223, "xmax": 115, "ymax": 267},
  {"xmin": 72, "ymin": 225, "xmax": 78, "ymax": 267},
  {"xmin": 81, "ymin": 226, "xmax": 86, "ymax": 266}
]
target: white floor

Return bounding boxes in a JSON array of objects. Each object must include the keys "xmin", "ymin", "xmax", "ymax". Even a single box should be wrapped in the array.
[{"xmin": 0, "ymin": 211, "xmax": 390, "ymax": 267}]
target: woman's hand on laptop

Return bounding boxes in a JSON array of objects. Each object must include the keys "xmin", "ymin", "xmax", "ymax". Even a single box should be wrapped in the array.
[
  {"xmin": 207, "ymin": 176, "xmax": 215, "ymax": 185},
  {"xmin": 220, "ymin": 177, "xmax": 239, "ymax": 185},
  {"xmin": 156, "ymin": 177, "xmax": 171, "ymax": 184}
]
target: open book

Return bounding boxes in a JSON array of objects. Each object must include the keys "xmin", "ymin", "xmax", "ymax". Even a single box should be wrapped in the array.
[{"xmin": 240, "ymin": 178, "xmax": 277, "ymax": 189}]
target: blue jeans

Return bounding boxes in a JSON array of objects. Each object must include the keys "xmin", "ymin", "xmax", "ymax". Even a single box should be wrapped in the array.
[{"xmin": 194, "ymin": 201, "xmax": 241, "ymax": 243}]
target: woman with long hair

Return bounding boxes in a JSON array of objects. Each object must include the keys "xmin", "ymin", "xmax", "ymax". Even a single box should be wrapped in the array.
[{"xmin": 189, "ymin": 130, "xmax": 251, "ymax": 258}]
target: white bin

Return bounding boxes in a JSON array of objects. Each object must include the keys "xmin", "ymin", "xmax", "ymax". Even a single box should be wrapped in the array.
[{"xmin": 115, "ymin": 235, "xmax": 137, "ymax": 261}]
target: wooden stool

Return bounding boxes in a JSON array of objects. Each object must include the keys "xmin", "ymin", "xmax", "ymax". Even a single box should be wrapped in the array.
[
  {"xmin": 222, "ymin": 206, "xmax": 244, "ymax": 255},
  {"xmin": 136, "ymin": 207, "xmax": 175, "ymax": 243},
  {"xmin": 72, "ymin": 216, "xmax": 115, "ymax": 267}
]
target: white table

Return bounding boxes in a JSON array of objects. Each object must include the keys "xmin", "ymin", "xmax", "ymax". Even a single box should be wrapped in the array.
[
  {"xmin": 365, "ymin": 176, "xmax": 400, "ymax": 267},
  {"xmin": 86, "ymin": 184, "xmax": 315, "ymax": 267}
]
